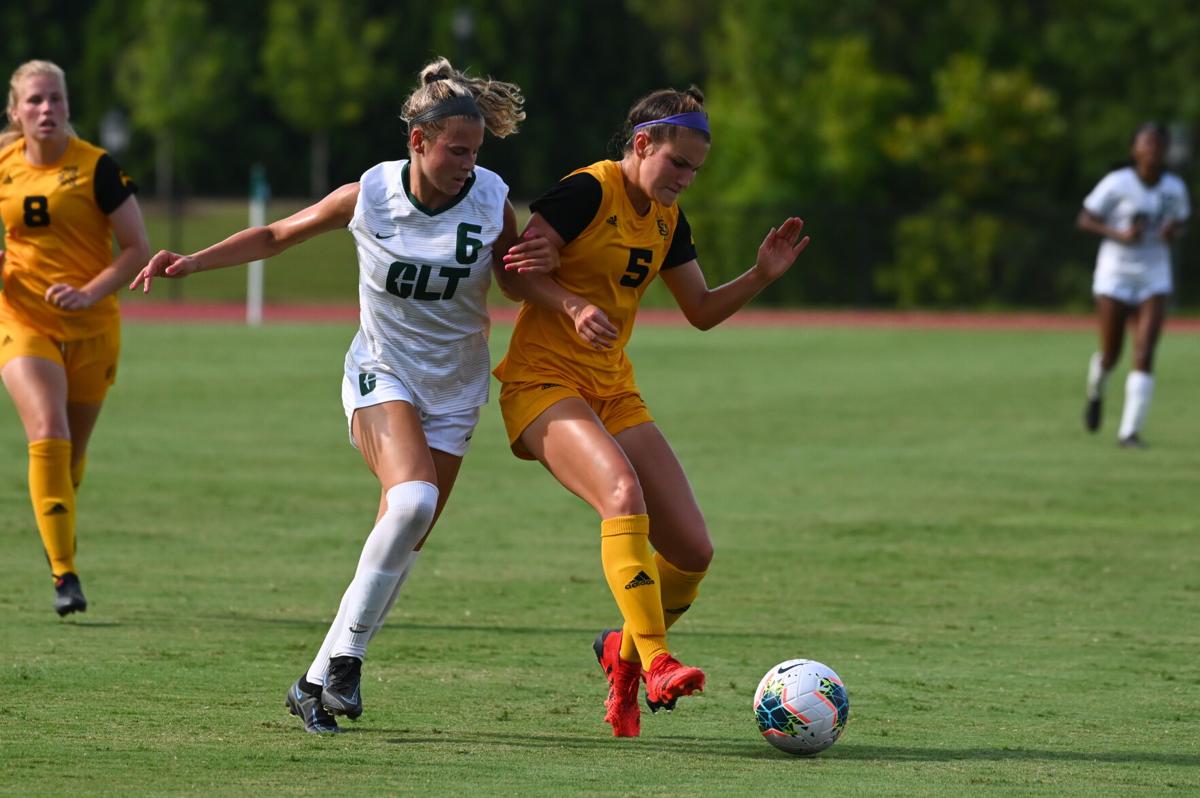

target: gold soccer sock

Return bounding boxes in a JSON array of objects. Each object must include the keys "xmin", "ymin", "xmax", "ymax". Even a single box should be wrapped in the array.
[
  {"xmin": 71, "ymin": 454, "xmax": 87, "ymax": 491},
  {"xmin": 655, "ymin": 552, "xmax": 706, "ymax": 631},
  {"xmin": 600, "ymin": 515, "xmax": 667, "ymax": 669},
  {"xmin": 620, "ymin": 552, "xmax": 707, "ymax": 661},
  {"xmin": 28, "ymin": 439, "xmax": 77, "ymax": 576}
]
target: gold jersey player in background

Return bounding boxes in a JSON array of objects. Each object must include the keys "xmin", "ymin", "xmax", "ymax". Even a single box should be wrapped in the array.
[
  {"xmin": 0, "ymin": 60, "xmax": 149, "ymax": 616},
  {"xmin": 494, "ymin": 86, "xmax": 809, "ymax": 737}
]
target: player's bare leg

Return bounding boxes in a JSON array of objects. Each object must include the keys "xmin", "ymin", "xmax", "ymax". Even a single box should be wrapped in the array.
[{"xmin": 1085, "ymin": 296, "xmax": 1129, "ymax": 433}]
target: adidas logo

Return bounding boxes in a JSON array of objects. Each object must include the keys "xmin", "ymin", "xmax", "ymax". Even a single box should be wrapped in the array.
[
  {"xmin": 624, "ymin": 570, "xmax": 655, "ymax": 590},
  {"xmin": 606, "ymin": 215, "xmax": 618, "ymax": 227},
  {"xmin": 46, "ymin": 503, "xmax": 69, "ymax": 516}
]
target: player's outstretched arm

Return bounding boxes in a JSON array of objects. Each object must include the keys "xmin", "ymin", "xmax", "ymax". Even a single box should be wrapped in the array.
[
  {"xmin": 130, "ymin": 183, "xmax": 360, "ymax": 294},
  {"xmin": 662, "ymin": 216, "xmax": 809, "ymax": 331}
]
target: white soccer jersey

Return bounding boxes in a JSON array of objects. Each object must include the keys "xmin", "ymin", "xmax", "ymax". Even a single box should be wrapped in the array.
[
  {"xmin": 346, "ymin": 160, "xmax": 508, "ymax": 415},
  {"xmin": 1083, "ymin": 166, "xmax": 1190, "ymax": 275}
]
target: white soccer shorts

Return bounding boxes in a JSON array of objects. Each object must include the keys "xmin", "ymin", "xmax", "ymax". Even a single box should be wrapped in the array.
[
  {"xmin": 1093, "ymin": 263, "xmax": 1172, "ymax": 305},
  {"xmin": 340, "ymin": 366, "xmax": 480, "ymax": 458}
]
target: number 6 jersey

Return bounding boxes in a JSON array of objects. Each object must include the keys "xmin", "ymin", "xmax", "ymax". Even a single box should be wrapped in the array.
[{"xmin": 347, "ymin": 159, "xmax": 507, "ymax": 415}]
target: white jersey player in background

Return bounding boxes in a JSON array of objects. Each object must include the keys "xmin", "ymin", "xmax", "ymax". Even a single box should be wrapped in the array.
[
  {"xmin": 131, "ymin": 58, "xmax": 557, "ymax": 733},
  {"xmin": 1076, "ymin": 122, "xmax": 1189, "ymax": 448}
]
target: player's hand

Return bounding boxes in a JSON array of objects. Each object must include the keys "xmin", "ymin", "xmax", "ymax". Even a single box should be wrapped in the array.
[
  {"xmin": 753, "ymin": 217, "xmax": 810, "ymax": 282},
  {"xmin": 130, "ymin": 250, "xmax": 199, "ymax": 293},
  {"xmin": 45, "ymin": 283, "xmax": 97, "ymax": 311},
  {"xmin": 1118, "ymin": 218, "xmax": 1146, "ymax": 244},
  {"xmin": 503, "ymin": 229, "xmax": 559, "ymax": 274},
  {"xmin": 0, "ymin": 249, "xmax": 6, "ymax": 269},
  {"xmin": 1160, "ymin": 219, "xmax": 1184, "ymax": 242},
  {"xmin": 570, "ymin": 302, "xmax": 618, "ymax": 350}
]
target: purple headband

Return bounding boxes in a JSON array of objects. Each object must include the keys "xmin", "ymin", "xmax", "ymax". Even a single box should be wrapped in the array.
[{"xmin": 633, "ymin": 111, "xmax": 710, "ymax": 136}]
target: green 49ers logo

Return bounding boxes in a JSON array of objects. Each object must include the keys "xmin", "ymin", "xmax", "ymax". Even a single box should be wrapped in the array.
[{"xmin": 359, "ymin": 373, "xmax": 377, "ymax": 395}]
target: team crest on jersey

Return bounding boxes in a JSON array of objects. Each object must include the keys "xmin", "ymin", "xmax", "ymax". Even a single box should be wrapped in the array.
[
  {"xmin": 359, "ymin": 373, "xmax": 377, "ymax": 395},
  {"xmin": 656, "ymin": 218, "xmax": 668, "ymax": 238},
  {"xmin": 58, "ymin": 165, "xmax": 80, "ymax": 188}
]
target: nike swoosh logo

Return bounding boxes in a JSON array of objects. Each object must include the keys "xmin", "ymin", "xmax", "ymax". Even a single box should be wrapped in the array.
[
  {"xmin": 375, "ymin": 232, "xmax": 395, "ymax": 239},
  {"xmin": 777, "ymin": 663, "xmax": 805, "ymax": 674}
]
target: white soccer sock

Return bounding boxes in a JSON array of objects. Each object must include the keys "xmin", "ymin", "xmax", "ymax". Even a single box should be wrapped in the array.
[
  {"xmin": 304, "ymin": 480, "xmax": 438, "ymax": 679},
  {"xmin": 368, "ymin": 550, "xmax": 422, "ymax": 644},
  {"xmin": 1086, "ymin": 352, "xmax": 1110, "ymax": 401},
  {"xmin": 1118, "ymin": 371, "xmax": 1154, "ymax": 440},
  {"xmin": 304, "ymin": 550, "xmax": 424, "ymax": 686}
]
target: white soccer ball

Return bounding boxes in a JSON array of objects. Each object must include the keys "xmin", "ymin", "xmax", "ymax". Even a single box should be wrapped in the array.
[{"xmin": 752, "ymin": 659, "xmax": 850, "ymax": 756}]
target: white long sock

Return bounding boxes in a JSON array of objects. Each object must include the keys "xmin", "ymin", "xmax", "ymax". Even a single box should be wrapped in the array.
[
  {"xmin": 305, "ymin": 550, "xmax": 423, "ymax": 686},
  {"xmin": 368, "ymin": 550, "xmax": 422, "ymax": 644},
  {"xmin": 1086, "ymin": 352, "xmax": 1110, "ymax": 400},
  {"xmin": 1118, "ymin": 371, "xmax": 1154, "ymax": 439},
  {"xmin": 304, "ymin": 481, "xmax": 438, "ymax": 681}
]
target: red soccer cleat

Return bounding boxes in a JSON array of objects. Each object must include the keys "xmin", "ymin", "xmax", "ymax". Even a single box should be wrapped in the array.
[
  {"xmin": 593, "ymin": 628, "xmax": 641, "ymax": 737},
  {"xmin": 643, "ymin": 654, "xmax": 705, "ymax": 714}
]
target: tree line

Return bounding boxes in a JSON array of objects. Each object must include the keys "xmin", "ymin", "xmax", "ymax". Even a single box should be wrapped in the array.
[{"xmin": 5, "ymin": 0, "xmax": 1199, "ymax": 307}]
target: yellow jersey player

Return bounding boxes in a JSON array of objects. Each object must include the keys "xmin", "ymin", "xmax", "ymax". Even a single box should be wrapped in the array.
[
  {"xmin": 494, "ymin": 86, "xmax": 809, "ymax": 737},
  {"xmin": 0, "ymin": 60, "xmax": 148, "ymax": 616}
]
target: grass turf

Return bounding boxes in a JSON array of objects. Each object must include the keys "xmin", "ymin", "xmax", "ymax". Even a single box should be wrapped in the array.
[{"xmin": 2, "ymin": 321, "xmax": 1198, "ymax": 796}]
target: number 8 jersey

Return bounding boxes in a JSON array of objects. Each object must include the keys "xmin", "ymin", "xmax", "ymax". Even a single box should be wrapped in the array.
[
  {"xmin": 348, "ymin": 159, "xmax": 507, "ymax": 415},
  {"xmin": 0, "ymin": 137, "xmax": 136, "ymax": 340}
]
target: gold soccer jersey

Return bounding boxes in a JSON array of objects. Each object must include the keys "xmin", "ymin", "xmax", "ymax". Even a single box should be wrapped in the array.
[
  {"xmin": 494, "ymin": 160, "xmax": 697, "ymax": 397},
  {"xmin": 0, "ymin": 137, "xmax": 137, "ymax": 340}
]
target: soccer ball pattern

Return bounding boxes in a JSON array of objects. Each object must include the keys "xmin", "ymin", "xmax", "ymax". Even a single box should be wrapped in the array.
[{"xmin": 753, "ymin": 659, "xmax": 849, "ymax": 755}]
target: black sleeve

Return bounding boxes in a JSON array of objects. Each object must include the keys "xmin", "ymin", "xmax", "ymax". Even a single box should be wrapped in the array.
[
  {"xmin": 661, "ymin": 208, "xmax": 698, "ymax": 269},
  {"xmin": 93, "ymin": 153, "xmax": 138, "ymax": 214},
  {"xmin": 529, "ymin": 172, "xmax": 603, "ymax": 245}
]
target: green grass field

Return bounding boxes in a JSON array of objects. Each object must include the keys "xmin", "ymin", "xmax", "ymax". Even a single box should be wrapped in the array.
[{"xmin": 2, "ymin": 321, "xmax": 1198, "ymax": 796}]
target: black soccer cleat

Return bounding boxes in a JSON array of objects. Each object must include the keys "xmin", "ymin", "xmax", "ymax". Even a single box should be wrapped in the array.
[
  {"xmin": 321, "ymin": 656, "xmax": 364, "ymax": 719},
  {"xmin": 1084, "ymin": 397, "xmax": 1102, "ymax": 432},
  {"xmin": 1118, "ymin": 434, "xmax": 1148, "ymax": 449},
  {"xmin": 286, "ymin": 677, "xmax": 339, "ymax": 733},
  {"xmin": 53, "ymin": 572, "xmax": 87, "ymax": 617}
]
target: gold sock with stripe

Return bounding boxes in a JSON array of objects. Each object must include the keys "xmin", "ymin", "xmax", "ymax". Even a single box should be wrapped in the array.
[
  {"xmin": 71, "ymin": 454, "xmax": 87, "ymax": 491},
  {"xmin": 620, "ymin": 552, "xmax": 707, "ymax": 661},
  {"xmin": 28, "ymin": 439, "xmax": 77, "ymax": 576},
  {"xmin": 600, "ymin": 514, "xmax": 667, "ymax": 668},
  {"xmin": 656, "ymin": 552, "xmax": 706, "ymax": 630}
]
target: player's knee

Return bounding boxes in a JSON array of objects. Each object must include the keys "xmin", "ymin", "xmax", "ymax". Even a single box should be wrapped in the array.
[
  {"xmin": 367, "ymin": 481, "xmax": 439, "ymax": 570},
  {"xmin": 383, "ymin": 480, "xmax": 439, "ymax": 530},
  {"xmin": 603, "ymin": 470, "xmax": 645, "ymax": 518}
]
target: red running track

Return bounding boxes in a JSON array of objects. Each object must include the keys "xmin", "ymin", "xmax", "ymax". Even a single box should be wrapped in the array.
[{"xmin": 119, "ymin": 302, "xmax": 1200, "ymax": 332}]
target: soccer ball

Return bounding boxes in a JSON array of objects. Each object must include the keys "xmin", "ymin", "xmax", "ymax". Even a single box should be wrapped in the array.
[{"xmin": 753, "ymin": 659, "xmax": 850, "ymax": 756}]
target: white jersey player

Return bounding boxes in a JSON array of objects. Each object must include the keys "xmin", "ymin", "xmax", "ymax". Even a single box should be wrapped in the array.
[
  {"xmin": 131, "ymin": 58, "xmax": 557, "ymax": 734},
  {"xmin": 1076, "ymin": 122, "xmax": 1189, "ymax": 447}
]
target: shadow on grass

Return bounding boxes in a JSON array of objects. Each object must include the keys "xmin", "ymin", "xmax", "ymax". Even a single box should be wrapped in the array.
[
  {"xmin": 59, "ymin": 619, "xmax": 123, "ymax": 628},
  {"xmin": 349, "ymin": 730, "xmax": 1200, "ymax": 767}
]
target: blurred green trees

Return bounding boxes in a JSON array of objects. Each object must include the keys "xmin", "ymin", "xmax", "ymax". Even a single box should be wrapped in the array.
[{"xmin": 3, "ymin": 0, "xmax": 1197, "ymax": 307}]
